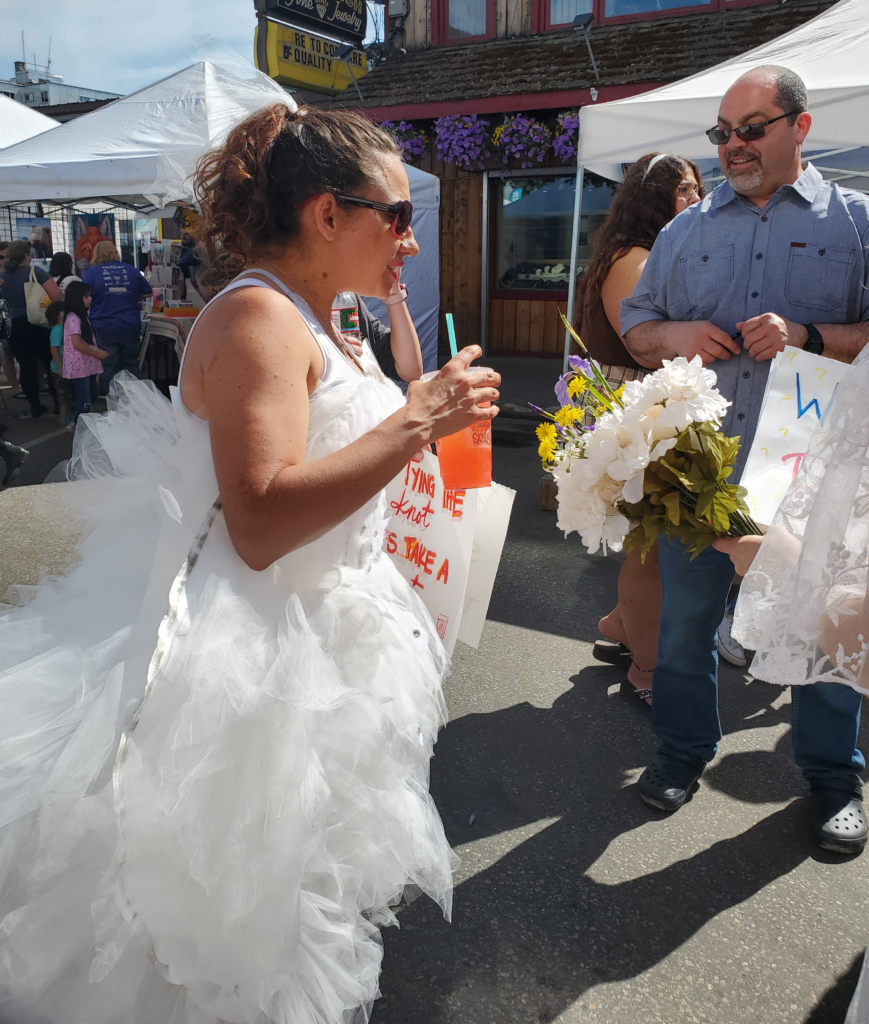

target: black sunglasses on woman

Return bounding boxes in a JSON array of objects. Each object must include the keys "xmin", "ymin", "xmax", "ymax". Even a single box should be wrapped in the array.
[{"xmin": 335, "ymin": 194, "xmax": 414, "ymax": 237}]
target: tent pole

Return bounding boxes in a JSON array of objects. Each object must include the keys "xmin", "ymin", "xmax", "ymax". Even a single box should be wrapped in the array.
[
  {"xmin": 480, "ymin": 170, "xmax": 489, "ymax": 356},
  {"xmin": 563, "ymin": 160, "xmax": 585, "ymax": 375}
]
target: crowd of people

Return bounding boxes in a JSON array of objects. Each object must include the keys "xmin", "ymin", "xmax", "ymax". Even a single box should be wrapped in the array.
[{"xmin": 0, "ymin": 60, "xmax": 867, "ymax": 1024}]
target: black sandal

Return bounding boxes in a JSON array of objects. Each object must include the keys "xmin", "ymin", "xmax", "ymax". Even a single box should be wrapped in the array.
[{"xmin": 592, "ymin": 638, "xmax": 633, "ymax": 667}]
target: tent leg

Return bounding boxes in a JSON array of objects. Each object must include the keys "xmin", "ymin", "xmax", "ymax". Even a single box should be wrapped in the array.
[
  {"xmin": 480, "ymin": 170, "xmax": 489, "ymax": 356},
  {"xmin": 563, "ymin": 161, "xmax": 585, "ymax": 375}
]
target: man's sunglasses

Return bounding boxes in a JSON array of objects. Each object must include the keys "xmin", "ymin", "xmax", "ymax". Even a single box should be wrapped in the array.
[
  {"xmin": 705, "ymin": 111, "xmax": 800, "ymax": 146},
  {"xmin": 335, "ymin": 193, "xmax": 414, "ymax": 237}
]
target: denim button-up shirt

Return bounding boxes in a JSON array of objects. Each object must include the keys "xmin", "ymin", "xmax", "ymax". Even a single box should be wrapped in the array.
[{"xmin": 620, "ymin": 164, "xmax": 869, "ymax": 478}]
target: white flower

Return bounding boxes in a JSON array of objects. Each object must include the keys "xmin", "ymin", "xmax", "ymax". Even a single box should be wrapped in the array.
[{"xmin": 553, "ymin": 462, "xmax": 632, "ymax": 554}]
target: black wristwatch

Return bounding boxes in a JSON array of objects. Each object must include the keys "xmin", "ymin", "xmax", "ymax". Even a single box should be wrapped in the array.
[{"xmin": 802, "ymin": 323, "xmax": 824, "ymax": 355}]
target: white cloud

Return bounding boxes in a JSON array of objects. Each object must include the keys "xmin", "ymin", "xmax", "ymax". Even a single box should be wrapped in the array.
[{"xmin": 0, "ymin": 0, "xmax": 258, "ymax": 96}]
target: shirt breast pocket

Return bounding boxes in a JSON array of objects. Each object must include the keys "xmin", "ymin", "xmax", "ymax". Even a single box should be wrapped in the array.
[
  {"xmin": 785, "ymin": 245, "xmax": 854, "ymax": 312},
  {"xmin": 681, "ymin": 245, "xmax": 733, "ymax": 314}
]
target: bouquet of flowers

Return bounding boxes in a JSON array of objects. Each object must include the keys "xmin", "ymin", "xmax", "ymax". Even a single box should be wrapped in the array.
[{"xmin": 535, "ymin": 318, "xmax": 762, "ymax": 558}]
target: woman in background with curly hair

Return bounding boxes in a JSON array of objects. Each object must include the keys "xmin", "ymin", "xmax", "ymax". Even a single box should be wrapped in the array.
[
  {"xmin": 576, "ymin": 152, "xmax": 704, "ymax": 704},
  {"xmin": 0, "ymin": 103, "xmax": 499, "ymax": 1024}
]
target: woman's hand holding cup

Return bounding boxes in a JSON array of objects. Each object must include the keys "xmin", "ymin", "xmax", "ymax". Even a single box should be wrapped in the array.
[{"xmin": 406, "ymin": 345, "xmax": 500, "ymax": 444}]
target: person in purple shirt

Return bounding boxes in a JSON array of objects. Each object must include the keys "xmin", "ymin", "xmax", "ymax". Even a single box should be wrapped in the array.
[{"xmin": 82, "ymin": 240, "xmax": 153, "ymax": 389}]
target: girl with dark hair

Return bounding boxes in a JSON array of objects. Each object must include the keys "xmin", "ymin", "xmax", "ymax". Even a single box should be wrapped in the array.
[
  {"xmin": 62, "ymin": 280, "xmax": 107, "ymax": 421},
  {"xmin": 577, "ymin": 152, "xmax": 703, "ymax": 704},
  {"xmin": 0, "ymin": 103, "xmax": 498, "ymax": 1024},
  {"xmin": 48, "ymin": 250, "xmax": 81, "ymax": 295}
]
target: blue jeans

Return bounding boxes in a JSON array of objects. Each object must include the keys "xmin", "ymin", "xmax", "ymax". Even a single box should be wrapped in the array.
[
  {"xmin": 653, "ymin": 535, "xmax": 865, "ymax": 796},
  {"xmin": 70, "ymin": 375, "xmax": 92, "ymax": 420},
  {"xmin": 98, "ymin": 328, "xmax": 142, "ymax": 391}
]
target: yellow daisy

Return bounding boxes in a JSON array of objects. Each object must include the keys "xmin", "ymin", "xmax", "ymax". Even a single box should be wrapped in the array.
[
  {"xmin": 538, "ymin": 437, "xmax": 558, "ymax": 462},
  {"xmin": 567, "ymin": 376, "xmax": 588, "ymax": 398},
  {"xmin": 536, "ymin": 422, "xmax": 557, "ymax": 443}
]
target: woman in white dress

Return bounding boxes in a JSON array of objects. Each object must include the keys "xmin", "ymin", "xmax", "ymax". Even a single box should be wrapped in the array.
[{"xmin": 0, "ymin": 104, "xmax": 500, "ymax": 1024}]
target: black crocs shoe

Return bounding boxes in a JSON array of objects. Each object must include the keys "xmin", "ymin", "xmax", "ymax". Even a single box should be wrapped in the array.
[
  {"xmin": 638, "ymin": 754, "xmax": 704, "ymax": 812},
  {"xmin": 810, "ymin": 789, "xmax": 867, "ymax": 855}
]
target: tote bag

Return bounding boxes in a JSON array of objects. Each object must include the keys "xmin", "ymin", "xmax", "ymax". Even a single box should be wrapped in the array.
[{"xmin": 25, "ymin": 266, "xmax": 51, "ymax": 327}]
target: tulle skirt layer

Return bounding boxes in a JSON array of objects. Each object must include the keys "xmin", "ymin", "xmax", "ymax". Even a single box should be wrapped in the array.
[{"xmin": 0, "ymin": 377, "xmax": 454, "ymax": 1024}]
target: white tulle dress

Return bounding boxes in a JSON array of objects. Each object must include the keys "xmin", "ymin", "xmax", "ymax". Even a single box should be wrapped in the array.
[{"xmin": 0, "ymin": 273, "xmax": 455, "ymax": 1024}]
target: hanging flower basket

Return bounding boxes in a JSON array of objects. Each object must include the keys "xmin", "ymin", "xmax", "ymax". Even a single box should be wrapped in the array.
[
  {"xmin": 433, "ymin": 115, "xmax": 491, "ymax": 171},
  {"xmin": 553, "ymin": 109, "xmax": 580, "ymax": 164},
  {"xmin": 492, "ymin": 114, "xmax": 553, "ymax": 169},
  {"xmin": 380, "ymin": 120, "xmax": 427, "ymax": 162}
]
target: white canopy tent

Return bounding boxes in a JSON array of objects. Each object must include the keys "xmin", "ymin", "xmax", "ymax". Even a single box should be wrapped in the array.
[
  {"xmin": 0, "ymin": 59, "xmax": 441, "ymax": 369},
  {"xmin": 0, "ymin": 95, "xmax": 57, "ymax": 150},
  {"xmin": 0, "ymin": 61, "xmax": 294, "ymax": 205},
  {"xmin": 562, "ymin": 0, "xmax": 869, "ymax": 368},
  {"xmin": 578, "ymin": 0, "xmax": 869, "ymax": 181}
]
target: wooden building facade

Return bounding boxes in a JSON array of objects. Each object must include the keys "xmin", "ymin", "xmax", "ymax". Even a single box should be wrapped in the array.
[{"xmin": 323, "ymin": 0, "xmax": 836, "ymax": 361}]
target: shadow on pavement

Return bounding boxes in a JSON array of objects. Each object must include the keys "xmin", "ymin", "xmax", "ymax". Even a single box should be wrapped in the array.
[{"xmin": 373, "ymin": 674, "xmax": 814, "ymax": 1024}]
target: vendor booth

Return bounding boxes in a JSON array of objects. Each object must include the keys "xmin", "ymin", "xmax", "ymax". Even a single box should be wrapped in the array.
[{"xmin": 0, "ymin": 59, "xmax": 442, "ymax": 372}]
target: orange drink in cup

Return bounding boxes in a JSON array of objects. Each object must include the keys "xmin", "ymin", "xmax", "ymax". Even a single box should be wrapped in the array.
[{"xmin": 422, "ymin": 367, "xmax": 493, "ymax": 490}]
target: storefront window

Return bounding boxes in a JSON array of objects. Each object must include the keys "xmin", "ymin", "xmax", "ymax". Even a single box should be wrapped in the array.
[
  {"xmin": 494, "ymin": 174, "xmax": 616, "ymax": 294},
  {"xmin": 448, "ymin": 0, "xmax": 487, "ymax": 37},
  {"xmin": 604, "ymin": 0, "xmax": 710, "ymax": 14},
  {"xmin": 549, "ymin": 0, "xmax": 592, "ymax": 25}
]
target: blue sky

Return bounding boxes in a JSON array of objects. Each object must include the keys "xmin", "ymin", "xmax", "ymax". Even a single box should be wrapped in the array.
[{"xmin": 0, "ymin": 0, "xmax": 381, "ymax": 97}]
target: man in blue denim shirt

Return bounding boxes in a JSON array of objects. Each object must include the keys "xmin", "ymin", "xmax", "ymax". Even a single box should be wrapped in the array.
[{"xmin": 620, "ymin": 65, "xmax": 869, "ymax": 853}]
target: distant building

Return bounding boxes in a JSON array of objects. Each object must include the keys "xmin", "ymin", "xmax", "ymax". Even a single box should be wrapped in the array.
[{"xmin": 0, "ymin": 60, "xmax": 120, "ymax": 109}]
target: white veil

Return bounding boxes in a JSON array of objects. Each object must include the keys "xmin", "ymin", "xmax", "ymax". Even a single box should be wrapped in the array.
[{"xmin": 734, "ymin": 348, "xmax": 869, "ymax": 695}]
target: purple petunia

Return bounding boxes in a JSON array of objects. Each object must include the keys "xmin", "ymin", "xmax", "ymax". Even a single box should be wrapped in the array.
[
  {"xmin": 434, "ymin": 115, "xmax": 491, "ymax": 171},
  {"xmin": 495, "ymin": 114, "xmax": 552, "ymax": 169},
  {"xmin": 554, "ymin": 375, "xmax": 571, "ymax": 407}
]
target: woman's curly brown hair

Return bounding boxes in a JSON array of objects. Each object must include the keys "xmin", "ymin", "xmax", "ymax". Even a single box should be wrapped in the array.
[
  {"xmin": 579, "ymin": 152, "xmax": 705, "ymax": 315},
  {"xmin": 194, "ymin": 104, "xmax": 400, "ymax": 281}
]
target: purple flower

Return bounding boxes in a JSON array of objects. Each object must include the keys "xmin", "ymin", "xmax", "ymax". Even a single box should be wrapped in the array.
[
  {"xmin": 494, "ymin": 114, "xmax": 552, "ymax": 169},
  {"xmin": 553, "ymin": 111, "xmax": 580, "ymax": 164},
  {"xmin": 554, "ymin": 376, "xmax": 571, "ymax": 407},
  {"xmin": 568, "ymin": 355, "xmax": 592, "ymax": 374},
  {"xmin": 434, "ymin": 115, "xmax": 491, "ymax": 170}
]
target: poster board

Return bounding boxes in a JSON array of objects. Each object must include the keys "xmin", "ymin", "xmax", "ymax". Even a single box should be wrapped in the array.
[
  {"xmin": 457, "ymin": 482, "xmax": 516, "ymax": 649},
  {"xmin": 72, "ymin": 212, "xmax": 114, "ymax": 274},
  {"xmin": 383, "ymin": 450, "xmax": 476, "ymax": 656},
  {"xmin": 16, "ymin": 216, "xmax": 52, "ymax": 259},
  {"xmin": 741, "ymin": 346, "xmax": 848, "ymax": 526}
]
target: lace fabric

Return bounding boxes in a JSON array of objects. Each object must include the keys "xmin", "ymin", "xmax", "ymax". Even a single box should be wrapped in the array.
[{"xmin": 733, "ymin": 349, "xmax": 869, "ymax": 695}]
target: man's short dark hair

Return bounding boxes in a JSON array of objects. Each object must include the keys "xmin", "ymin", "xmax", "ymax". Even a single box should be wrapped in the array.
[{"xmin": 754, "ymin": 65, "xmax": 808, "ymax": 124}]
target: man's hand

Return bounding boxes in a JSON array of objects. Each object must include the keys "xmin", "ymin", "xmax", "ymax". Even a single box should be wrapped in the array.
[
  {"xmin": 670, "ymin": 320, "xmax": 742, "ymax": 365},
  {"xmin": 737, "ymin": 313, "xmax": 808, "ymax": 362}
]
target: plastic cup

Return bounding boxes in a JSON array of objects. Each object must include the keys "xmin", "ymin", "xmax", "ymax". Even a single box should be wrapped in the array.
[{"xmin": 421, "ymin": 367, "xmax": 493, "ymax": 490}]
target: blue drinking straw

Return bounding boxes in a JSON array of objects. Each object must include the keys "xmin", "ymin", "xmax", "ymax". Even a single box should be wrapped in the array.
[{"xmin": 446, "ymin": 313, "xmax": 458, "ymax": 359}]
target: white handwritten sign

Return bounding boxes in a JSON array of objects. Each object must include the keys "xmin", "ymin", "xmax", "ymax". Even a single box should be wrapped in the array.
[
  {"xmin": 741, "ymin": 346, "xmax": 848, "ymax": 526},
  {"xmin": 384, "ymin": 449, "xmax": 477, "ymax": 656}
]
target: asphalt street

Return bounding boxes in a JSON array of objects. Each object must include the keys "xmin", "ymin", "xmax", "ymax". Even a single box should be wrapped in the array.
[{"xmin": 1, "ymin": 365, "xmax": 867, "ymax": 1023}]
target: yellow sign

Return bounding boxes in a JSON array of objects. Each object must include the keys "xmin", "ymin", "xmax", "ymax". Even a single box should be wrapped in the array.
[{"xmin": 255, "ymin": 19, "xmax": 367, "ymax": 94}]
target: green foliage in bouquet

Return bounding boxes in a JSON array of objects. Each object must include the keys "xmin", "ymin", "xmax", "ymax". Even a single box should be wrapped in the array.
[{"xmin": 619, "ymin": 422, "xmax": 761, "ymax": 561}]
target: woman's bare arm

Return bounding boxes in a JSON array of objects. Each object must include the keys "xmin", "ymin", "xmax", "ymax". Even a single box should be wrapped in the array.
[
  {"xmin": 196, "ymin": 288, "xmax": 498, "ymax": 571},
  {"xmin": 600, "ymin": 247, "xmax": 649, "ymax": 340}
]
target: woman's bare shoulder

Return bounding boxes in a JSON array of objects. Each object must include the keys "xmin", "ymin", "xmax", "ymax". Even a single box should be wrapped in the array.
[{"xmin": 181, "ymin": 281, "xmax": 323, "ymax": 411}]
